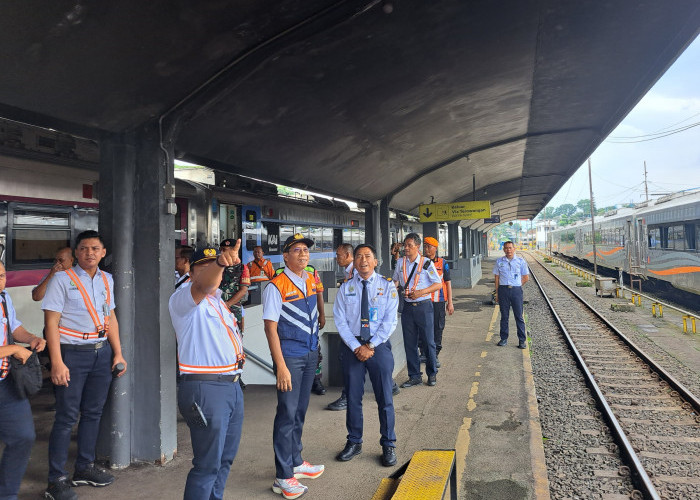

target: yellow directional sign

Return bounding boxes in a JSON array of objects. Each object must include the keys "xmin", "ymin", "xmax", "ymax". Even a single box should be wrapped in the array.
[{"xmin": 419, "ymin": 201, "xmax": 491, "ymax": 222}]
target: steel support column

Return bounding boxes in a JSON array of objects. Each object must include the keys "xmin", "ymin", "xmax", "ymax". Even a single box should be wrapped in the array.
[
  {"xmin": 98, "ymin": 132, "xmax": 135, "ymax": 467},
  {"xmin": 365, "ymin": 198, "xmax": 392, "ymax": 276},
  {"xmin": 98, "ymin": 123, "xmax": 177, "ymax": 465}
]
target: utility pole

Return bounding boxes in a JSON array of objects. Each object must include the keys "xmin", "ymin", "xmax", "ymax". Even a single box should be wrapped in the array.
[
  {"xmin": 588, "ymin": 158, "xmax": 597, "ymax": 276},
  {"xmin": 643, "ymin": 161, "xmax": 649, "ymax": 202}
]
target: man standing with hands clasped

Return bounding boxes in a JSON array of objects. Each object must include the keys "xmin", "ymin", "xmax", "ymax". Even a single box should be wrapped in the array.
[
  {"xmin": 494, "ymin": 241, "xmax": 529, "ymax": 349},
  {"xmin": 393, "ymin": 233, "xmax": 442, "ymax": 388},
  {"xmin": 333, "ymin": 244, "xmax": 399, "ymax": 467},
  {"xmin": 263, "ymin": 234, "xmax": 324, "ymax": 499}
]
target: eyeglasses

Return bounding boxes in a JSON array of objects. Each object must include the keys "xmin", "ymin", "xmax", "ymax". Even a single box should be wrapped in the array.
[{"xmin": 289, "ymin": 247, "xmax": 310, "ymax": 255}]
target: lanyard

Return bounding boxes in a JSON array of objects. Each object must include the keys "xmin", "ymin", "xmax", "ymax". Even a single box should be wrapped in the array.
[
  {"xmin": 205, "ymin": 296, "xmax": 245, "ymax": 365},
  {"xmin": 402, "ymin": 255, "xmax": 424, "ymax": 294},
  {"xmin": 65, "ymin": 269, "xmax": 111, "ymax": 339},
  {"xmin": 1, "ymin": 293, "xmax": 10, "ymax": 378}
]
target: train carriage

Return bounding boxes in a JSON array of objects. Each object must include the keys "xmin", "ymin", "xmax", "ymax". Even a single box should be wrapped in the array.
[{"xmin": 548, "ymin": 190, "xmax": 700, "ymax": 295}]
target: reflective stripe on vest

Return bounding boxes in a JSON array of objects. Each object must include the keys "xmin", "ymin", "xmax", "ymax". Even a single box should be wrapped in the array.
[
  {"xmin": 270, "ymin": 272, "xmax": 318, "ymax": 345},
  {"xmin": 401, "ymin": 256, "xmax": 425, "ymax": 294},
  {"xmin": 64, "ymin": 269, "xmax": 110, "ymax": 341},
  {"xmin": 250, "ymin": 260, "xmax": 271, "ymax": 281},
  {"xmin": 430, "ymin": 257, "xmax": 447, "ymax": 302}
]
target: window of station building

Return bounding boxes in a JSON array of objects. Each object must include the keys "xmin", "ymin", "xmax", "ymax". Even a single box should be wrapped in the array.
[
  {"xmin": 11, "ymin": 209, "xmax": 71, "ymax": 267},
  {"xmin": 342, "ymin": 228, "xmax": 351, "ymax": 244}
]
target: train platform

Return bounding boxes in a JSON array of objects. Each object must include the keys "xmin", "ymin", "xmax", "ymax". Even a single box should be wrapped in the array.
[{"xmin": 17, "ymin": 257, "xmax": 550, "ymax": 500}]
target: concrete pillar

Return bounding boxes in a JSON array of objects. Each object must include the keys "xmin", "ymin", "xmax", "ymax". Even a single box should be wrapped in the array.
[
  {"xmin": 98, "ymin": 122, "xmax": 177, "ymax": 466},
  {"xmin": 365, "ymin": 198, "xmax": 392, "ymax": 276},
  {"xmin": 447, "ymin": 223, "xmax": 459, "ymax": 264},
  {"xmin": 422, "ymin": 222, "xmax": 438, "ymax": 241}
]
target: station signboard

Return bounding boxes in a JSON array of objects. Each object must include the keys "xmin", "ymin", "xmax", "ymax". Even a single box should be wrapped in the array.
[{"xmin": 419, "ymin": 201, "xmax": 491, "ymax": 222}]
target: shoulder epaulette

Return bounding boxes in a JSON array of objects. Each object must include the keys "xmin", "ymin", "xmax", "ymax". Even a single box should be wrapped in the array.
[
  {"xmin": 422, "ymin": 259, "xmax": 431, "ymax": 270},
  {"xmin": 384, "ymin": 275, "xmax": 393, "ymax": 281}
]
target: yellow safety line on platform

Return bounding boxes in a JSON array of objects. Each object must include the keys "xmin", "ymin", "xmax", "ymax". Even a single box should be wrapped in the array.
[
  {"xmin": 454, "ymin": 417, "xmax": 472, "ymax": 493},
  {"xmin": 523, "ymin": 330, "xmax": 552, "ymax": 499}
]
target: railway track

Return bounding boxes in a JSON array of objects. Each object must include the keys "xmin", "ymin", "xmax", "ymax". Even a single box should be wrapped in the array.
[{"xmin": 526, "ymin": 254, "xmax": 700, "ymax": 500}]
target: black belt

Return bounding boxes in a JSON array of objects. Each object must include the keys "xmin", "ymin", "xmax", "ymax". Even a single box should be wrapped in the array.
[
  {"xmin": 61, "ymin": 341, "xmax": 107, "ymax": 351},
  {"xmin": 498, "ymin": 285, "xmax": 517, "ymax": 289},
  {"xmin": 405, "ymin": 300, "xmax": 430, "ymax": 307},
  {"xmin": 180, "ymin": 374, "xmax": 241, "ymax": 383}
]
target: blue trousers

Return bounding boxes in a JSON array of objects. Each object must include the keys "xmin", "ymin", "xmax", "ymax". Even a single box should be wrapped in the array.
[
  {"xmin": 498, "ymin": 286, "xmax": 526, "ymax": 343},
  {"xmin": 0, "ymin": 380, "xmax": 36, "ymax": 500},
  {"xmin": 401, "ymin": 301, "xmax": 437, "ymax": 378},
  {"xmin": 49, "ymin": 344, "xmax": 112, "ymax": 482},
  {"xmin": 342, "ymin": 343, "xmax": 396, "ymax": 447},
  {"xmin": 273, "ymin": 350, "xmax": 318, "ymax": 479},
  {"xmin": 178, "ymin": 379, "xmax": 244, "ymax": 500}
]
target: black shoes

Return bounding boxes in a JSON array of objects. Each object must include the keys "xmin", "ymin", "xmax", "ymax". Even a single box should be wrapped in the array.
[
  {"xmin": 497, "ymin": 339, "xmax": 507, "ymax": 346},
  {"xmin": 336, "ymin": 441, "xmax": 362, "ymax": 461},
  {"xmin": 327, "ymin": 394, "xmax": 347, "ymax": 411},
  {"xmin": 71, "ymin": 464, "xmax": 115, "ymax": 487},
  {"xmin": 518, "ymin": 342, "xmax": 527, "ymax": 349},
  {"xmin": 44, "ymin": 477, "xmax": 77, "ymax": 500},
  {"xmin": 392, "ymin": 381, "xmax": 400, "ymax": 396},
  {"xmin": 381, "ymin": 446, "xmax": 397, "ymax": 467},
  {"xmin": 312, "ymin": 378, "xmax": 326, "ymax": 395},
  {"xmin": 400, "ymin": 377, "xmax": 422, "ymax": 388},
  {"xmin": 427, "ymin": 374, "xmax": 437, "ymax": 386}
]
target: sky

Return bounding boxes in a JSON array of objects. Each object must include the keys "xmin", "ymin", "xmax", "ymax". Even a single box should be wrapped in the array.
[{"xmin": 547, "ymin": 35, "xmax": 700, "ymax": 211}]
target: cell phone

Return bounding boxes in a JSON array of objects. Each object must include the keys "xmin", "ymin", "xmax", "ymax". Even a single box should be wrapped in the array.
[{"xmin": 191, "ymin": 402, "xmax": 208, "ymax": 428}]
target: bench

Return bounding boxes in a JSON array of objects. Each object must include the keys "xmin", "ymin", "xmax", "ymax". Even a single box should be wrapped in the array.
[{"xmin": 371, "ymin": 449, "xmax": 457, "ymax": 500}]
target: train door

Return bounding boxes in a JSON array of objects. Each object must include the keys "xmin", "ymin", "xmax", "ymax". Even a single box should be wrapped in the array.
[{"xmin": 627, "ymin": 218, "xmax": 647, "ymax": 273}]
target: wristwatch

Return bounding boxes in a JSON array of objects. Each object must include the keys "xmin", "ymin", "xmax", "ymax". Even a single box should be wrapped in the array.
[{"xmin": 367, "ymin": 342, "xmax": 375, "ymax": 350}]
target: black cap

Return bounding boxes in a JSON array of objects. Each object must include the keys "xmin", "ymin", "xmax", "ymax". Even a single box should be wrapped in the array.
[
  {"xmin": 191, "ymin": 246, "xmax": 220, "ymax": 266},
  {"xmin": 220, "ymin": 238, "xmax": 237, "ymax": 248},
  {"xmin": 283, "ymin": 233, "xmax": 314, "ymax": 253}
]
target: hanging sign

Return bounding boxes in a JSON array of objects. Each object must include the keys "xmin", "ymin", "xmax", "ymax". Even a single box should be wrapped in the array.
[{"xmin": 419, "ymin": 201, "xmax": 491, "ymax": 222}]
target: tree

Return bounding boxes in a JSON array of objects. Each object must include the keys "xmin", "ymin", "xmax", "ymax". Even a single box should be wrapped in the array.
[
  {"xmin": 554, "ymin": 203, "xmax": 577, "ymax": 217},
  {"xmin": 537, "ymin": 206, "xmax": 556, "ymax": 219},
  {"xmin": 576, "ymin": 199, "xmax": 592, "ymax": 215}
]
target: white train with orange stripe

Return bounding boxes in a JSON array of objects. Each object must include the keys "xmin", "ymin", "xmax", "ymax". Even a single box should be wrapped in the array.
[{"xmin": 548, "ymin": 190, "xmax": 700, "ymax": 295}]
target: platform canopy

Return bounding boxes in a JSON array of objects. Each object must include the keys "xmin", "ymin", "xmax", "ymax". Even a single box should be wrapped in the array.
[{"xmin": 2, "ymin": 0, "xmax": 699, "ymax": 229}]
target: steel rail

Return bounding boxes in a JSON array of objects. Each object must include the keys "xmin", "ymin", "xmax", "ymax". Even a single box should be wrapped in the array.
[
  {"xmin": 532, "ymin": 254, "xmax": 700, "ymax": 414},
  {"xmin": 528, "ymin": 260, "xmax": 661, "ymax": 500}
]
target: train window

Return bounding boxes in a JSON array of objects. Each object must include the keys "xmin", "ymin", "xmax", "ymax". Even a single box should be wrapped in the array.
[
  {"xmin": 685, "ymin": 223, "xmax": 696, "ymax": 250},
  {"xmin": 359, "ymin": 230, "xmax": 365, "ymax": 245},
  {"xmin": 667, "ymin": 225, "xmax": 685, "ymax": 250},
  {"xmin": 322, "ymin": 227, "xmax": 333, "ymax": 252},
  {"xmin": 696, "ymin": 223, "xmax": 700, "ymax": 252},
  {"xmin": 309, "ymin": 226, "xmax": 321, "ymax": 252},
  {"xmin": 13, "ymin": 210, "xmax": 69, "ymax": 227},
  {"xmin": 280, "ymin": 225, "xmax": 295, "ymax": 248},
  {"xmin": 342, "ymin": 228, "xmax": 351, "ymax": 244},
  {"xmin": 648, "ymin": 227, "xmax": 661, "ymax": 249},
  {"xmin": 12, "ymin": 228, "xmax": 70, "ymax": 266}
]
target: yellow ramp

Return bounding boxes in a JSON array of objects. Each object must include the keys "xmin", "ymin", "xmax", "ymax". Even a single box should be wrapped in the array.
[{"xmin": 391, "ymin": 450, "xmax": 455, "ymax": 500}]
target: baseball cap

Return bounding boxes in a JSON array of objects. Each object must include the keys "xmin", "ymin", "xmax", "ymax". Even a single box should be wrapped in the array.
[{"xmin": 283, "ymin": 233, "xmax": 314, "ymax": 253}]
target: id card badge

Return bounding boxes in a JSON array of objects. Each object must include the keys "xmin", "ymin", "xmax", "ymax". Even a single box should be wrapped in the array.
[
  {"xmin": 369, "ymin": 306, "xmax": 379, "ymax": 322},
  {"xmin": 103, "ymin": 303, "xmax": 110, "ymax": 318}
]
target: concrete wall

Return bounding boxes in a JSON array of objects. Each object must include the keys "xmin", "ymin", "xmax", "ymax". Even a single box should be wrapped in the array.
[{"xmin": 449, "ymin": 254, "xmax": 483, "ymax": 288}]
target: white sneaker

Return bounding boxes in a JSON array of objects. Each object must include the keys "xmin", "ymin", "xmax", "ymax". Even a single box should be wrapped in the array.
[
  {"xmin": 272, "ymin": 477, "xmax": 308, "ymax": 499},
  {"xmin": 293, "ymin": 461, "xmax": 325, "ymax": 479}
]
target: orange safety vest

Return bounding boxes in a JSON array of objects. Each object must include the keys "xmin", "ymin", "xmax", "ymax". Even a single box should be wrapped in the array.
[
  {"xmin": 401, "ymin": 255, "xmax": 425, "ymax": 295},
  {"xmin": 430, "ymin": 257, "xmax": 448, "ymax": 302},
  {"xmin": 269, "ymin": 271, "xmax": 319, "ymax": 354},
  {"xmin": 62, "ymin": 269, "xmax": 111, "ymax": 341},
  {"xmin": 249, "ymin": 259, "xmax": 274, "ymax": 282}
]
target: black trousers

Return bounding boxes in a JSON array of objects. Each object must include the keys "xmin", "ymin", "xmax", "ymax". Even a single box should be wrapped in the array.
[{"xmin": 419, "ymin": 301, "xmax": 446, "ymax": 356}]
